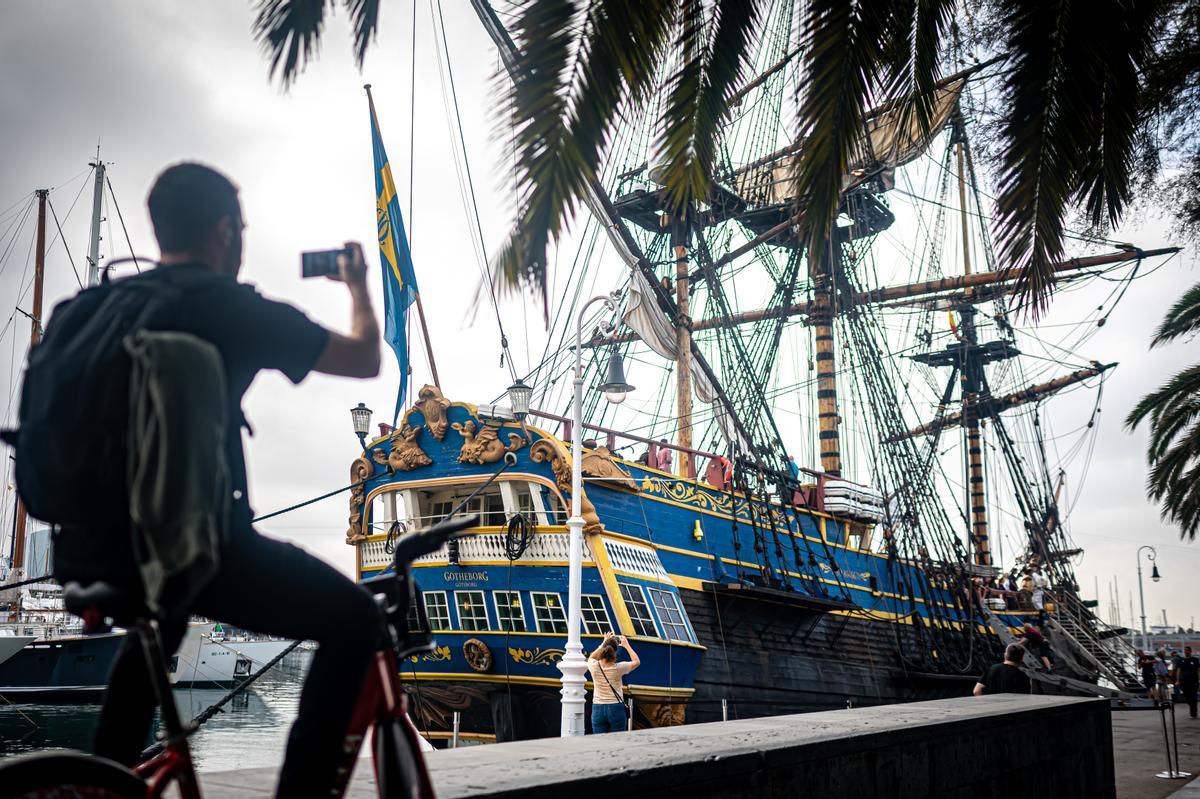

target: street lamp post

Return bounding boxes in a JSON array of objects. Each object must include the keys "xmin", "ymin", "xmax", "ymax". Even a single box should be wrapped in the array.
[
  {"xmin": 558, "ymin": 293, "xmax": 634, "ymax": 737},
  {"xmin": 1136, "ymin": 545, "xmax": 1161, "ymax": 651}
]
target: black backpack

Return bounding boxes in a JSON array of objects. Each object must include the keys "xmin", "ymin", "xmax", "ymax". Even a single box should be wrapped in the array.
[{"xmin": 8, "ymin": 269, "xmax": 207, "ymax": 526}]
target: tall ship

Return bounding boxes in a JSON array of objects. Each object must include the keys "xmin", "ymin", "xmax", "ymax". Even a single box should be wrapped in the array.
[{"xmin": 346, "ymin": 3, "xmax": 1177, "ymax": 745}]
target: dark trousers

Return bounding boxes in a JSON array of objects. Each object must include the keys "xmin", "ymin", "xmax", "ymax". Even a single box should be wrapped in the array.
[
  {"xmin": 1184, "ymin": 680, "xmax": 1198, "ymax": 718},
  {"xmin": 91, "ymin": 529, "xmax": 382, "ymax": 798},
  {"xmin": 591, "ymin": 701, "xmax": 627, "ymax": 733}
]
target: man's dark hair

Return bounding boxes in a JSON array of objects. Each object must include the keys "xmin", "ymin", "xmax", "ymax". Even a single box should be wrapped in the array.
[
  {"xmin": 1004, "ymin": 643, "xmax": 1026, "ymax": 663},
  {"xmin": 147, "ymin": 163, "xmax": 240, "ymax": 252}
]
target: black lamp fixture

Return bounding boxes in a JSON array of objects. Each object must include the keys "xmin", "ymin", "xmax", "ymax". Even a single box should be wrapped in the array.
[
  {"xmin": 597, "ymin": 350, "xmax": 635, "ymax": 405},
  {"xmin": 1151, "ymin": 563, "xmax": 1162, "ymax": 582},
  {"xmin": 351, "ymin": 402, "xmax": 373, "ymax": 450},
  {"xmin": 507, "ymin": 378, "xmax": 533, "ymax": 420}
]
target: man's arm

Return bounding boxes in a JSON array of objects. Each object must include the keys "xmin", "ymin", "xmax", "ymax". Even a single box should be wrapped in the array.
[
  {"xmin": 313, "ymin": 242, "xmax": 381, "ymax": 378},
  {"xmin": 973, "ymin": 682, "xmax": 985, "ymax": 696}
]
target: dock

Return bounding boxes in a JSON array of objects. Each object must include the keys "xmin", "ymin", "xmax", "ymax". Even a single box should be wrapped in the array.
[{"xmin": 198, "ymin": 695, "xmax": 1199, "ymax": 798}]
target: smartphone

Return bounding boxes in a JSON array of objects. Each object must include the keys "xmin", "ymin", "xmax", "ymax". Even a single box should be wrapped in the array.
[{"xmin": 301, "ymin": 248, "xmax": 347, "ymax": 278}]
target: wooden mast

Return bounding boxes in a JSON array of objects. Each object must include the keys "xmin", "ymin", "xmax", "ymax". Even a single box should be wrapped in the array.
[
  {"xmin": 12, "ymin": 190, "xmax": 47, "ymax": 573},
  {"xmin": 812, "ymin": 237, "xmax": 841, "ymax": 476},
  {"xmin": 672, "ymin": 218, "xmax": 693, "ymax": 477},
  {"xmin": 952, "ymin": 115, "xmax": 990, "ymax": 567}
]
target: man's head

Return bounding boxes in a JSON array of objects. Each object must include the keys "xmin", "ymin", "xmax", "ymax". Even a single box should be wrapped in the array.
[
  {"xmin": 1186, "ymin": 646, "xmax": 1192, "ymax": 657},
  {"xmin": 1004, "ymin": 643, "xmax": 1026, "ymax": 665},
  {"xmin": 148, "ymin": 163, "xmax": 243, "ymax": 277}
]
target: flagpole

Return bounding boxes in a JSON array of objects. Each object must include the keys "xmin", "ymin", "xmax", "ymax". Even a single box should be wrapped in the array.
[{"xmin": 364, "ymin": 83, "xmax": 442, "ymax": 392}]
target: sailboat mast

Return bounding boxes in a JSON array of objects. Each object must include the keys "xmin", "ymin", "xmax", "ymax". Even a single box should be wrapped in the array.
[
  {"xmin": 11, "ymin": 189, "xmax": 48, "ymax": 573},
  {"xmin": 86, "ymin": 151, "xmax": 106, "ymax": 287},
  {"xmin": 952, "ymin": 114, "xmax": 991, "ymax": 567},
  {"xmin": 672, "ymin": 220, "xmax": 693, "ymax": 476}
]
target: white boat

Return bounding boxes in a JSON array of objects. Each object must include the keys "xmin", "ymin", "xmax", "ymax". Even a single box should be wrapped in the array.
[
  {"xmin": 169, "ymin": 623, "xmax": 295, "ymax": 688},
  {"xmin": 0, "ymin": 632, "xmax": 36, "ymax": 667}
]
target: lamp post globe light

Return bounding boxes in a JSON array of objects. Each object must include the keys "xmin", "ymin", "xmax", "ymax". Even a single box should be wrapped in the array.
[
  {"xmin": 559, "ymin": 292, "xmax": 631, "ymax": 737},
  {"xmin": 351, "ymin": 403, "xmax": 373, "ymax": 448},
  {"xmin": 1136, "ymin": 545, "xmax": 1160, "ymax": 651},
  {"xmin": 507, "ymin": 378, "xmax": 533, "ymax": 420}
]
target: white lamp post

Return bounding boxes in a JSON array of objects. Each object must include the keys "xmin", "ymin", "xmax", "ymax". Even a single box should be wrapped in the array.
[
  {"xmin": 1136, "ymin": 545, "xmax": 1161, "ymax": 651},
  {"xmin": 559, "ymin": 293, "xmax": 633, "ymax": 737}
]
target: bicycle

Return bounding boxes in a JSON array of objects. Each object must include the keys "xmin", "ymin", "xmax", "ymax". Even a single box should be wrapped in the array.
[{"xmin": 0, "ymin": 514, "xmax": 478, "ymax": 799}]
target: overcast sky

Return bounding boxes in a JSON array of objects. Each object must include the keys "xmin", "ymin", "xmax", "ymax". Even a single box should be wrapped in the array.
[{"xmin": 0, "ymin": 1, "xmax": 1196, "ymax": 632}]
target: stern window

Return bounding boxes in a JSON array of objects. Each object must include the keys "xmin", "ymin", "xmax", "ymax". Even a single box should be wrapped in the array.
[
  {"xmin": 531, "ymin": 592, "xmax": 567, "ymax": 634},
  {"xmin": 581, "ymin": 594, "xmax": 611, "ymax": 635},
  {"xmin": 618, "ymin": 584, "xmax": 659, "ymax": 638},
  {"xmin": 423, "ymin": 592, "xmax": 451, "ymax": 630},
  {"xmin": 493, "ymin": 591, "xmax": 527, "ymax": 632},
  {"xmin": 647, "ymin": 588, "xmax": 693, "ymax": 643},
  {"xmin": 455, "ymin": 591, "xmax": 490, "ymax": 631}
]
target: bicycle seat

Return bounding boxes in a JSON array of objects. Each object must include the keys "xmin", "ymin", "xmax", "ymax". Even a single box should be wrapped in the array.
[{"xmin": 62, "ymin": 581, "xmax": 147, "ymax": 630}]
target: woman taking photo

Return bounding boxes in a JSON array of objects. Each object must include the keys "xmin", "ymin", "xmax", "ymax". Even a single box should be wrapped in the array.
[{"xmin": 587, "ymin": 634, "xmax": 640, "ymax": 733}]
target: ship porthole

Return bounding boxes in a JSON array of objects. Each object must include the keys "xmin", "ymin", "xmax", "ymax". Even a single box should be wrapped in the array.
[{"xmin": 463, "ymin": 638, "xmax": 493, "ymax": 673}]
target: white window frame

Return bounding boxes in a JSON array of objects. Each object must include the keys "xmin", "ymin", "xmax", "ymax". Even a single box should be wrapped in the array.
[
  {"xmin": 493, "ymin": 591, "xmax": 527, "ymax": 633},
  {"xmin": 531, "ymin": 592, "xmax": 568, "ymax": 634},
  {"xmin": 646, "ymin": 587, "xmax": 693, "ymax": 643},
  {"xmin": 618, "ymin": 583, "xmax": 659, "ymax": 638},
  {"xmin": 423, "ymin": 591, "xmax": 451, "ymax": 630},
  {"xmin": 454, "ymin": 590, "xmax": 490, "ymax": 632},
  {"xmin": 580, "ymin": 594, "xmax": 611, "ymax": 635}
]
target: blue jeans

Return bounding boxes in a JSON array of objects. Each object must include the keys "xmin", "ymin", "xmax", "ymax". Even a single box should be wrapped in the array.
[{"xmin": 591, "ymin": 701, "xmax": 628, "ymax": 733}]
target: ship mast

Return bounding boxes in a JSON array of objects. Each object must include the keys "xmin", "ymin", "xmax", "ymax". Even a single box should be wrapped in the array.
[
  {"xmin": 812, "ymin": 238, "xmax": 842, "ymax": 476},
  {"xmin": 951, "ymin": 113, "xmax": 991, "ymax": 567},
  {"xmin": 672, "ymin": 216, "xmax": 694, "ymax": 477},
  {"xmin": 11, "ymin": 189, "xmax": 48, "ymax": 574},
  {"xmin": 86, "ymin": 148, "xmax": 106, "ymax": 287}
]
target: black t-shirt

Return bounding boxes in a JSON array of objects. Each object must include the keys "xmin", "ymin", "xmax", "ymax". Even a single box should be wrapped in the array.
[
  {"xmin": 54, "ymin": 263, "xmax": 328, "ymax": 574},
  {"xmin": 137, "ymin": 264, "xmax": 330, "ymax": 524},
  {"xmin": 979, "ymin": 662, "xmax": 1031, "ymax": 695},
  {"xmin": 1178, "ymin": 655, "xmax": 1199, "ymax": 684}
]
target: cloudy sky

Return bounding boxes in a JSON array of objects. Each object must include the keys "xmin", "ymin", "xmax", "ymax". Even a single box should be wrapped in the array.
[{"xmin": 0, "ymin": 2, "xmax": 1196, "ymax": 632}]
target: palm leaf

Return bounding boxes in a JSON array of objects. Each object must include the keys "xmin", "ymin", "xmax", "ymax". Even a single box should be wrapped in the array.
[
  {"xmin": 655, "ymin": 0, "xmax": 764, "ymax": 213},
  {"xmin": 253, "ymin": 0, "xmax": 332, "ymax": 87},
  {"xmin": 495, "ymin": 0, "xmax": 677, "ymax": 302},
  {"xmin": 877, "ymin": 0, "xmax": 955, "ymax": 133},
  {"xmin": 1151, "ymin": 281, "xmax": 1200, "ymax": 347},
  {"xmin": 791, "ymin": 0, "xmax": 898, "ymax": 268},
  {"xmin": 342, "ymin": 0, "xmax": 383, "ymax": 68}
]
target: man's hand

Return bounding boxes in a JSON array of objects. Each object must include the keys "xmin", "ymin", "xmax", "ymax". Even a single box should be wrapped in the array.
[{"xmin": 331, "ymin": 241, "xmax": 368, "ymax": 288}]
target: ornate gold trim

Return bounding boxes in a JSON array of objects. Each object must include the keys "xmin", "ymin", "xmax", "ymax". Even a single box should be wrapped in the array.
[
  {"xmin": 463, "ymin": 638, "xmax": 493, "ymax": 673},
  {"xmin": 385, "ymin": 423, "xmax": 433, "ymax": 471},
  {"xmin": 529, "ymin": 439, "xmax": 601, "ymax": 533},
  {"xmin": 508, "ymin": 646, "xmax": 565, "ymax": 666},
  {"xmin": 346, "ymin": 456, "xmax": 373, "ymax": 544},
  {"xmin": 582, "ymin": 446, "xmax": 639, "ymax": 492},
  {"xmin": 451, "ymin": 420, "xmax": 528, "ymax": 465},
  {"xmin": 407, "ymin": 384, "xmax": 451, "ymax": 440}
]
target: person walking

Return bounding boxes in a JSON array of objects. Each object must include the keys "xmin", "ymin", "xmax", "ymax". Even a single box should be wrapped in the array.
[
  {"xmin": 1177, "ymin": 645, "xmax": 1199, "ymax": 719},
  {"xmin": 973, "ymin": 644, "xmax": 1032, "ymax": 696},
  {"xmin": 587, "ymin": 634, "xmax": 640, "ymax": 733}
]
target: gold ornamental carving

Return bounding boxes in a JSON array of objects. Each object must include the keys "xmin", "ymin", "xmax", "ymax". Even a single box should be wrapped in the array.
[
  {"xmin": 383, "ymin": 423, "xmax": 432, "ymax": 472},
  {"xmin": 581, "ymin": 446, "xmax": 639, "ymax": 492},
  {"xmin": 408, "ymin": 384, "xmax": 451, "ymax": 441},
  {"xmin": 346, "ymin": 456, "xmax": 373, "ymax": 544},
  {"xmin": 463, "ymin": 638, "xmax": 493, "ymax": 673},
  {"xmin": 408, "ymin": 644, "xmax": 451, "ymax": 663},
  {"xmin": 639, "ymin": 699, "xmax": 686, "ymax": 728},
  {"xmin": 451, "ymin": 420, "xmax": 527, "ymax": 465},
  {"xmin": 508, "ymin": 646, "xmax": 565, "ymax": 666},
  {"xmin": 529, "ymin": 438, "xmax": 602, "ymax": 534}
]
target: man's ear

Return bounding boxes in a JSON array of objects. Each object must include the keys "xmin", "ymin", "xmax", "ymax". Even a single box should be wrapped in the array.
[{"xmin": 216, "ymin": 215, "xmax": 235, "ymax": 248}]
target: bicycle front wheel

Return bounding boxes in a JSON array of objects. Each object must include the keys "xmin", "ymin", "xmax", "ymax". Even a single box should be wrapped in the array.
[{"xmin": 0, "ymin": 751, "xmax": 146, "ymax": 799}]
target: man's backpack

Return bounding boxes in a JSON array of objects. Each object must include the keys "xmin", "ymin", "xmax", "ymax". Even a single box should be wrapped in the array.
[{"xmin": 8, "ymin": 270, "xmax": 202, "ymax": 526}]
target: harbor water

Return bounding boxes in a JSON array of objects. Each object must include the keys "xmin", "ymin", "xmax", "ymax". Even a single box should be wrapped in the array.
[{"xmin": 0, "ymin": 649, "xmax": 311, "ymax": 772}]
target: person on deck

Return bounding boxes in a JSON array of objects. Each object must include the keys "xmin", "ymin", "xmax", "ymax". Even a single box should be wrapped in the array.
[
  {"xmin": 587, "ymin": 634, "xmax": 640, "ymax": 733},
  {"xmin": 50, "ymin": 163, "xmax": 383, "ymax": 799},
  {"xmin": 785, "ymin": 455, "xmax": 800, "ymax": 481},
  {"xmin": 974, "ymin": 644, "xmax": 1032, "ymax": 696},
  {"xmin": 655, "ymin": 439, "xmax": 673, "ymax": 472}
]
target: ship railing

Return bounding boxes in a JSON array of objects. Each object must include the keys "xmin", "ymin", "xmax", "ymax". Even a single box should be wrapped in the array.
[
  {"xmin": 524, "ymin": 408, "xmax": 838, "ymax": 511},
  {"xmin": 1046, "ymin": 591, "xmax": 1142, "ymax": 688}
]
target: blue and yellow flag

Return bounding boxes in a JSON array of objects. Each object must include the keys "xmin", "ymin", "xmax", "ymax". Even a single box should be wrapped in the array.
[{"xmin": 367, "ymin": 86, "xmax": 418, "ymax": 422}]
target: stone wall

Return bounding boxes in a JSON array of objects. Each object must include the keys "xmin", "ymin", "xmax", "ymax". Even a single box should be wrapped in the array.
[{"xmin": 426, "ymin": 695, "xmax": 1114, "ymax": 799}]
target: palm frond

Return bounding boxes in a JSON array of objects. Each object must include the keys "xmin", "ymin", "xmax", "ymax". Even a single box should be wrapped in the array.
[
  {"xmin": 1073, "ymin": 0, "xmax": 1159, "ymax": 229},
  {"xmin": 495, "ymin": 0, "xmax": 677, "ymax": 302},
  {"xmin": 1125, "ymin": 363, "xmax": 1200, "ymax": 435},
  {"xmin": 342, "ymin": 0, "xmax": 382, "ymax": 68},
  {"xmin": 253, "ymin": 0, "xmax": 332, "ymax": 88},
  {"xmin": 878, "ymin": 0, "xmax": 954, "ymax": 132},
  {"xmin": 791, "ymin": 0, "xmax": 897, "ymax": 267},
  {"xmin": 1151, "ymin": 281, "xmax": 1200, "ymax": 347},
  {"xmin": 655, "ymin": 0, "xmax": 764, "ymax": 213}
]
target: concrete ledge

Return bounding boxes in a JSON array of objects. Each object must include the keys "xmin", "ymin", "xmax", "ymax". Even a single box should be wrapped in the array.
[
  {"xmin": 427, "ymin": 695, "xmax": 1113, "ymax": 799},
  {"xmin": 201, "ymin": 695, "xmax": 1114, "ymax": 797}
]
